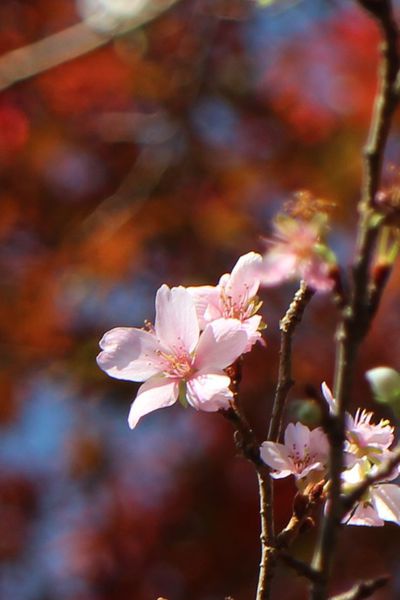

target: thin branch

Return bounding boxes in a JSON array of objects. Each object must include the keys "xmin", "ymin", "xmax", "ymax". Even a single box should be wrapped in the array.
[
  {"xmin": 367, "ymin": 262, "xmax": 392, "ymax": 318},
  {"xmin": 328, "ymin": 576, "xmax": 389, "ymax": 600},
  {"xmin": 255, "ymin": 469, "xmax": 277, "ymax": 600},
  {"xmin": 0, "ymin": 0, "xmax": 181, "ymax": 91},
  {"xmin": 221, "ymin": 403, "xmax": 263, "ymax": 467},
  {"xmin": 276, "ymin": 483, "xmax": 325, "ymax": 550},
  {"xmin": 273, "ymin": 484, "xmax": 325, "ymax": 585},
  {"xmin": 221, "ymin": 362, "xmax": 275, "ymax": 600},
  {"xmin": 268, "ymin": 281, "xmax": 315, "ymax": 443},
  {"xmin": 310, "ymin": 2, "xmax": 400, "ymax": 598},
  {"xmin": 279, "ymin": 552, "xmax": 322, "ymax": 583},
  {"xmin": 253, "ymin": 283, "xmax": 314, "ymax": 600}
]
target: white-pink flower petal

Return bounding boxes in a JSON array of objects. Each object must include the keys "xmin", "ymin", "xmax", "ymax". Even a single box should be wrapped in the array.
[
  {"xmin": 186, "ymin": 370, "xmax": 233, "ymax": 412},
  {"xmin": 259, "ymin": 215, "xmax": 335, "ymax": 292},
  {"xmin": 261, "ymin": 422, "xmax": 329, "ymax": 482},
  {"xmin": 321, "ymin": 381, "xmax": 336, "ymax": 413},
  {"xmin": 194, "ymin": 318, "xmax": 248, "ymax": 371},
  {"xmin": 128, "ymin": 376, "xmax": 178, "ymax": 429},
  {"xmin": 260, "ymin": 441, "xmax": 293, "ymax": 479},
  {"xmin": 224, "ymin": 251, "xmax": 262, "ymax": 302},
  {"xmin": 187, "ymin": 285, "xmax": 220, "ymax": 328},
  {"xmin": 371, "ymin": 484, "xmax": 400, "ymax": 525},
  {"xmin": 259, "ymin": 251, "xmax": 297, "ymax": 285},
  {"xmin": 155, "ymin": 285, "xmax": 199, "ymax": 353},
  {"xmin": 97, "ymin": 327, "xmax": 162, "ymax": 381},
  {"xmin": 284, "ymin": 422, "xmax": 310, "ymax": 452},
  {"xmin": 310, "ymin": 426, "xmax": 330, "ymax": 457},
  {"xmin": 345, "ymin": 502, "xmax": 385, "ymax": 527}
]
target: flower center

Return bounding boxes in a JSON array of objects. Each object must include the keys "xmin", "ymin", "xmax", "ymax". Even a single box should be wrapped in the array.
[
  {"xmin": 291, "ymin": 231, "xmax": 317, "ymax": 260},
  {"xmin": 220, "ymin": 287, "xmax": 254, "ymax": 321},
  {"xmin": 289, "ymin": 444, "xmax": 313, "ymax": 474},
  {"xmin": 158, "ymin": 348, "xmax": 194, "ymax": 380}
]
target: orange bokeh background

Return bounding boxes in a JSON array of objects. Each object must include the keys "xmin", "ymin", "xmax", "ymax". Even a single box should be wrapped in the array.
[{"xmin": 1, "ymin": 1, "xmax": 400, "ymax": 599}]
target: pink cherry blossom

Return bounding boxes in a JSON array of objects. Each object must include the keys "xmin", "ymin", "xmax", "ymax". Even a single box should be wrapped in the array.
[
  {"xmin": 260, "ymin": 422, "xmax": 329, "ymax": 484},
  {"xmin": 346, "ymin": 409, "xmax": 394, "ymax": 457},
  {"xmin": 342, "ymin": 459, "xmax": 400, "ymax": 527},
  {"xmin": 188, "ymin": 252, "xmax": 264, "ymax": 349},
  {"xmin": 322, "ymin": 382, "xmax": 395, "ymax": 464},
  {"xmin": 259, "ymin": 214, "xmax": 335, "ymax": 292},
  {"xmin": 97, "ymin": 285, "xmax": 249, "ymax": 428}
]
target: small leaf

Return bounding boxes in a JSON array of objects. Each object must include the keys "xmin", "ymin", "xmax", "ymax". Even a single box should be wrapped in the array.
[{"xmin": 314, "ymin": 243, "xmax": 337, "ymax": 265}]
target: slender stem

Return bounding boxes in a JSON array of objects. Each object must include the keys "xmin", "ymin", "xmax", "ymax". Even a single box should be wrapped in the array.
[
  {"xmin": 268, "ymin": 282, "xmax": 315, "ymax": 443},
  {"xmin": 310, "ymin": 2, "xmax": 400, "ymax": 598},
  {"xmin": 328, "ymin": 576, "xmax": 389, "ymax": 600},
  {"xmin": 221, "ymin": 361, "xmax": 275, "ymax": 600},
  {"xmin": 279, "ymin": 552, "xmax": 322, "ymax": 582},
  {"xmin": 255, "ymin": 470, "xmax": 276, "ymax": 600},
  {"xmin": 254, "ymin": 282, "xmax": 314, "ymax": 600}
]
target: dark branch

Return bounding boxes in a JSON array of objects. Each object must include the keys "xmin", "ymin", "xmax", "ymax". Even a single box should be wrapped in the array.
[
  {"xmin": 310, "ymin": 1, "xmax": 400, "ymax": 598},
  {"xmin": 328, "ymin": 576, "xmax": 389, "ymax": 600},
  {"xmin": 279, "ymin": 551, "xmax": 323, "ymax": 583}
]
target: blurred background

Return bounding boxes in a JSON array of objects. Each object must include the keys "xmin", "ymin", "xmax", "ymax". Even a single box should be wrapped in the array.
[{"xmin": 1, "ymin": 0, "xmax": 400, "ymax": 598}]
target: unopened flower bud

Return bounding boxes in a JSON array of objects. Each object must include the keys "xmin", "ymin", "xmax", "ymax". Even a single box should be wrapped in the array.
[
  {"xmin": 293, "ymin": 492, "xmax": 309, "ymax": 518},
  {"xmin": 374, "ymin": 187, "xmax": 400, "ymax": 226},
  {"xmin": 366, "ymin": 367, "xmax": 400, "ymax": 406}
]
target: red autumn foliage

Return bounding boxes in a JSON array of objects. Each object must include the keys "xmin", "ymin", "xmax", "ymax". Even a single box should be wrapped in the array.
[{"xmin": 1, "ymin": 1, "xmax": 400, "ymax": 599}]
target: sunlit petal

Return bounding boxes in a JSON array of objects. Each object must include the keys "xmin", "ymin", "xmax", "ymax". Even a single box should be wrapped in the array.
[
  {"xmin": 260, "ymin": 441, "xmax": 292, "ymax": 475},
  {"xmin": 187, "ymin": 285, "xmax": 221, "ymax": 327},
  {"xmin": 97, "ymin": 327, "xmax": 161, "ymax": 381},
  {"xmin": 155, "ymin": 285, "xmax": 199, "ymax": 353},
  {"xmin": 128, "ymin": 376, "xmax": 178, "ymax": 429},
  {"xmin": 371, "ymin": 484, "xmax": 400, "ymax": 525},
  {"xmin": 225, "ymin": 252, "xmax": 262, "ymax": 302},
  {"xmin": 194, "ymin": 318, "xmax": 248, "ymax": 370},
  {"xmin": 186, "ymin": 370, "xmax": 232, "ymax": 411}
]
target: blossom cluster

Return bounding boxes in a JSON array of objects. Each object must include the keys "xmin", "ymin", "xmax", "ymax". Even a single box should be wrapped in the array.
[
  {"xmin": 97, "ymin": 252, "xmax": 264, "ymax": 427},
  {"xmin": 97, "ymin": 211, "xmax": 336, "ymax": 427},
  {"xmin": 97, "ymin": 205, "xmax": 400, "ymax": 528},
  {"xmin": 260, "ymin": 382, "xmax": 400, "ymax": 527}
]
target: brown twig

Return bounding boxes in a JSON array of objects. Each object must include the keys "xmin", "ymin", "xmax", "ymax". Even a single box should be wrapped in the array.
[
  {"xmin": 310, "ymin": 2, "xmax": 400, "ymax": 598},
  {"xmin": 221, "ymin": 403, "xmax": 263, "ymax": 467},
  {"xmin": 224, "ymin": 283, "xmax": 314, "ymax": 600},
  {"xmin": 221, "ymin": 362, "xmax": 276, "ymax": 600},
  {"xmin": 254, "ymin": 282, "xmax": 314, "ymax": 600},
  {"xmin": 279, "ymin": 551, "xmax": 322, "ymax": 583},
  {"xmin": 328, "ymin": 576, "xmax": 389, "ymax": 600},
  {"xmin": 367, "ymin": 262, "xmax": 392, "ymax": 318},
  {"xmin": 268, "ymin": 281, "xmax": 315, "ymax": 443},
  {"xmin": 255, "ymin": 468, "xmax": 277, "ymax": 600},
  {"xmin": 272, "ymin": 484, "xmax": 326, "ymax": 585},
  {"xmin": 276, "ymin": 483, "xmax": 325, "ymax": 549}
]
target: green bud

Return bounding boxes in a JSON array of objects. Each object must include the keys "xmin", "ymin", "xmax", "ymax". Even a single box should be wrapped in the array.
[
  {"xmin": 288, "ymin": 399, "xmax": 322, "ymax": 427},
  {"xmin": 366, "ymin": 367, "xmax": 400, "ymax": 406}
]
